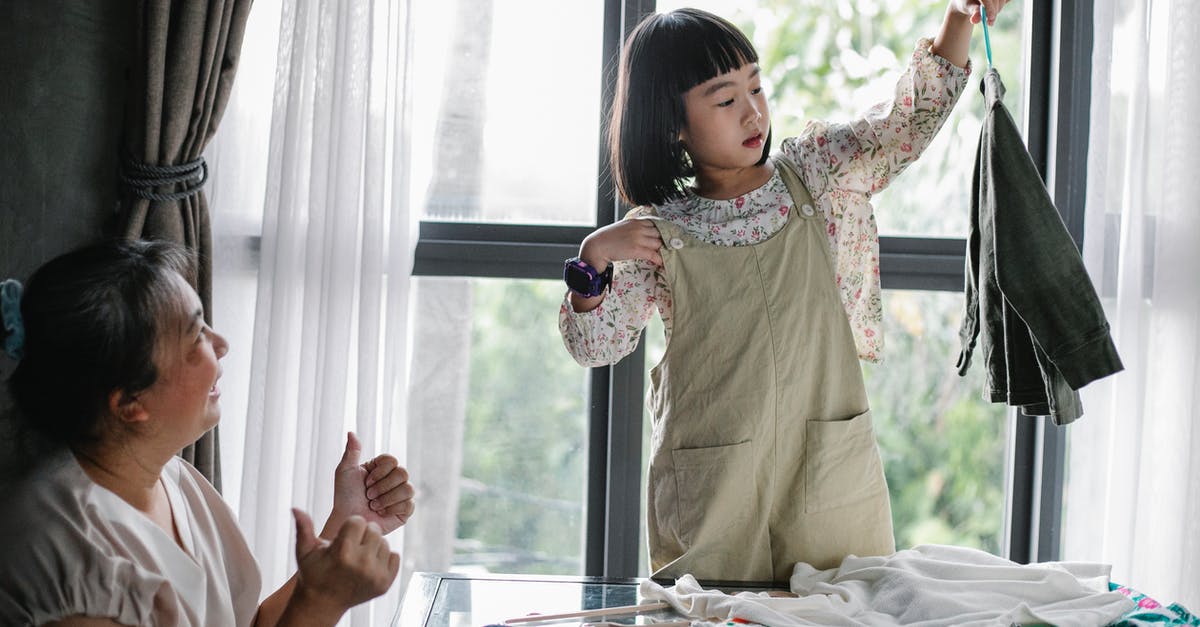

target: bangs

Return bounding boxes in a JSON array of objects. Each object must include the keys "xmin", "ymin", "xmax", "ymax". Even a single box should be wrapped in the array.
[
  {"xmin": 646, "ymin": 8, "xmax": 759, "ymax": 94},
  {"xmin": 665, "ymin": 10, "xmax": 759, "ymax": 91}
]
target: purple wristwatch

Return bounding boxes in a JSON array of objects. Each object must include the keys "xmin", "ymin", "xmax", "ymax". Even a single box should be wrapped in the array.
[{"xmin": 564, "ymin": 257, "xmax": 613, "ymax": 298}]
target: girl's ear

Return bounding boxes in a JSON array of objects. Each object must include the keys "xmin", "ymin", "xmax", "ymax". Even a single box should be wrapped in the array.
[{"xmin": 108, "ymin": 389, "xmax": 150, "ymax": 425}]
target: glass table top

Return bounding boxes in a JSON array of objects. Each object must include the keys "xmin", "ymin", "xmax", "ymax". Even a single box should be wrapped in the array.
[{"xmin": 395, "ymin": 572, "xmax": 780, "ymax": 626}]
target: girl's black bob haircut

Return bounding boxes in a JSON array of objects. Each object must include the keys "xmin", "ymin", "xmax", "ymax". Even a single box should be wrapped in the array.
[{"xmin": 609, "ymin": 8, "xmax": 771, "ymax": 208}]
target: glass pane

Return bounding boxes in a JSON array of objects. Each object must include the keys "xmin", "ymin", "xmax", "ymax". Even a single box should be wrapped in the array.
[
  {"xmin": 410, "ymin": 277, "xmax": 590, "ymax": 575},
  {"xmin": 653, "ymin": 0, "xmax": 1028, "ymax": 237},
  {"xmin": 411, "ymin": 2, "xmax": 604, "ymax": 225},
  {"xmin": 638, "ymin": 289, "xmax": 1007, "ymax": 575},
  {"xmin": 861, "ymin": 290, "xmax": 1007, "ymax": 554}
]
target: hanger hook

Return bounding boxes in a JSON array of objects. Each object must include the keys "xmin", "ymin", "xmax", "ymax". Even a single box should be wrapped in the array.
[{"xmin": 980, "ymin": 3, "xmax": 994, "ymax": 69}]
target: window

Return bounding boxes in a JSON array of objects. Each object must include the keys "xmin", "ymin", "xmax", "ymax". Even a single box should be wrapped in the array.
[
  {"xmin": 407, "ymin": 278, "xmax": 591, "ymax": 574},
  {"xmin": 410, "ymin": 2, "xmax": 604, "ymax": 225},
  {"xmin": 215, "ymin": 0, "xmax": 1084, "ymax": 580},
  {"xmin": 638, "ymin": 0, "xmax": 1024, "ymax": 569},
  {"xmin": 657, "ymin": 0, "xmax": 1029, "ymax": 237},
  {"xmin": 414, "ymin": 0, "xmax": 1063, "ymax": 579}
]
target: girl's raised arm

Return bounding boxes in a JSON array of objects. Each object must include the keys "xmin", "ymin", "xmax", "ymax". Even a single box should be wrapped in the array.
[{"xmin": 933, "ymin": 0, "xmax": 1009, "ymax": 68}]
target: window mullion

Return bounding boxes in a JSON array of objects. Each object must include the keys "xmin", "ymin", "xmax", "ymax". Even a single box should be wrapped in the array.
[
  {"xmin": 590, "ymin": 0, "xmax": 658, "ymax": 579},
  {"xmin": 603, "ymin": 343, "xmax": 646, "ymax": 578}
]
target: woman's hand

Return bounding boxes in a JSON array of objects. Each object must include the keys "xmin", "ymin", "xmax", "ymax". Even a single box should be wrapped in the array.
[
  {"xmin": 949, "ymin": 0, "xmax": 1009, "ymax": 25},
  {"xmin": 281, "ymin": 509, "xmax": 399, "ymax": 625},
  {"xmin": 324, "ymin": 432, "xmax": 414, "ymax": 540}
]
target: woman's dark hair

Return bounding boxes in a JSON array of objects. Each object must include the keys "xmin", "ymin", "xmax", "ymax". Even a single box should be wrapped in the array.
[
  {"xmin": 609, "ymin": 8, "xmax": 771, "ymax": 207},
  {"xmin": 7, "ymin": 239, "xmax": 194, "ymax": 446}
]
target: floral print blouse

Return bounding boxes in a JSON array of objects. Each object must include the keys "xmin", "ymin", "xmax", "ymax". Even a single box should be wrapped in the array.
[{"xmin": 560, "ymin": 38, "xmax": 970, "ymax": 367}]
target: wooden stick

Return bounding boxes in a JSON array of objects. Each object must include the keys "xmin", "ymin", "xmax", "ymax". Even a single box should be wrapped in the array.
[{"xmin": 502, "ymin": 601, "xmax": 671, "ymax": 624}]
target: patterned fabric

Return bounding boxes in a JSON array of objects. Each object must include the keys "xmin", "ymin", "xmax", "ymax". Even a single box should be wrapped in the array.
[
  {"xmin": 1109, "ymin": 583, "xmax": 1200, "ymax": 626},
  {"xmin": 560, "ymin": 38, "xmax": 970, "ymax": 366}
]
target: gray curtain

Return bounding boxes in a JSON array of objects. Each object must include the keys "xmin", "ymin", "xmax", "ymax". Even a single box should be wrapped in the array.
[{"xmin": 119, "ymin": 0, "xmax": 252, "ymax": 491}]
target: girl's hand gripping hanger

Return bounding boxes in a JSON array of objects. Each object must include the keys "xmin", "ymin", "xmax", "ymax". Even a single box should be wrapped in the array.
[{"xmin": 979, "ymin": 4, "xmax": 994, "ymax": 69}]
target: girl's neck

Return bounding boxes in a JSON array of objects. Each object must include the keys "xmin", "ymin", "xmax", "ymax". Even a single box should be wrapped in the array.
[{"xmin": 691, "ymin": 160, "xmax": 774, "ymax": 200}]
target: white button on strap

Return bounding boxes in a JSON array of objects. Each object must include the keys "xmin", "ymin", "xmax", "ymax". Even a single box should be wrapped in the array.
[
  {"xmin": 670, "ymin": 237, "xmax": 685, "ymax": 250},
  {"xmin": 801, "ymin": 203, "xmax": 816, "ymax": 217}
]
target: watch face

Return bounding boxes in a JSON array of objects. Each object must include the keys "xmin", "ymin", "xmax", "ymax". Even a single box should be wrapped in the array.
[{"xmin": 565, "ymin": 261, "xmax": 601, "ymax": 295}]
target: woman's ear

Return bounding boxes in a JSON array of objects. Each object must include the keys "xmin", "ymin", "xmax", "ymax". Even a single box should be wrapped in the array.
[{"xmin": 108, "ymin": 389, "xmax": 150, "ymax": 425}]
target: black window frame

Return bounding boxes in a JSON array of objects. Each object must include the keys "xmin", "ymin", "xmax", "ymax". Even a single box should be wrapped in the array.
[{"xmin": 411, "ymin": 0, "xmax": 1093, "ymax": 577}]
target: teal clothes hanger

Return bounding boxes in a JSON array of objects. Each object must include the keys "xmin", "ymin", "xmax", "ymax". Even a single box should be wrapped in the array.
[{"xmin": 980, "ymin": 4, "xmax": 994, "ymax": 69}]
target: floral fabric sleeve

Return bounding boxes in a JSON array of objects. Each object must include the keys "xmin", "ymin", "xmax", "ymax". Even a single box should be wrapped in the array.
[
  {"xmin": 797, "ymin": 38, "xmax": 970, "ymax": 197},
  {"xmin": 558, "ymin": 249, "xmax": 666, "ymax": 368},
  {"xmin": 781, "ymin": 38, "xmax": 970, "ymax": 362}
]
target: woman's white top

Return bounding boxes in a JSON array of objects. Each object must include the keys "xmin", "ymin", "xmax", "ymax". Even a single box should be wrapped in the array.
[{"xmin": 0, "ymin": 448, "xmax": 262, "ymax": 626}]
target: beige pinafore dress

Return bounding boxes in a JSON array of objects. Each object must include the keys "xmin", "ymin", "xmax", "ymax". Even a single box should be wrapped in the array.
[{"xmin": 646, "ymin": 156, "xmax": 895, "ymax": 583}]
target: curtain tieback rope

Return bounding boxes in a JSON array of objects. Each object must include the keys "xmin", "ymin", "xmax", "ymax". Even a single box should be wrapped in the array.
[{"xmin": 120, "ymin": 156, "xmax": 208, "ymax": 202}]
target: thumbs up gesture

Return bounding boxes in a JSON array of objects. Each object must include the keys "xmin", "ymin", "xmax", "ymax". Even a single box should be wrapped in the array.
[
  {"xmin": 324, "ymin": 432, "xmax": 416, "ymax": 539},
  {"xmin": 288, "ymin": 508, "xmax": 399, "ymax": 623}
]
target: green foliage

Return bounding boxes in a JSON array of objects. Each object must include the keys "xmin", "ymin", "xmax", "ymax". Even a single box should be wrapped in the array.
[
  {"xmin": 728, "ymin": 0, "xmax": 1028, "ymax": 236},
  {"xmin": 863, "ymin": 292, "xmax": 1006, "ymax": 553},
  {"xmin": 456, "ymin": 279, "xmax": 589, "ymax": 574}
]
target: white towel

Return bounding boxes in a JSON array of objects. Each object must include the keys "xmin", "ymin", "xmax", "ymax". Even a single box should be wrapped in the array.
[{"xmin": 639, "ymin": 544, "xmax": 1134, "ymax": 626}]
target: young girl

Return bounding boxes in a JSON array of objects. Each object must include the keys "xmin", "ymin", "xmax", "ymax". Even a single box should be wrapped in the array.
[
  {"xmin": 559, "ymin": 1, "xmax": 1007, "ymax": 582},
  {"xmin": 0, "ymin": 240, "xmax": 414, "ymax": 626}
]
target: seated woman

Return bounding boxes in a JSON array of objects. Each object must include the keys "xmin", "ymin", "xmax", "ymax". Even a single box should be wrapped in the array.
[{"xmin": 0, "ymin": 240, "xmax": 416, "ymax": 626}]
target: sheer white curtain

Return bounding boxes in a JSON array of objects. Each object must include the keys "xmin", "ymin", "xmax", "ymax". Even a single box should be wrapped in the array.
[
  {"xmin": 1062, "ymin": 0, "xmax": 1200, "ymax": 608},
  {"xmin": 212, "ymin": 0, "xmax": 418, "ymax": 624}
]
